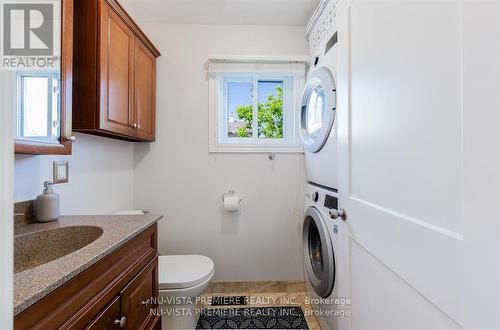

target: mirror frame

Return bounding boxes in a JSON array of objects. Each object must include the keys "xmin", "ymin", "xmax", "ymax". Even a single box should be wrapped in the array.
[{"xmin": 14, "ymin": 0, "xmax": 73, "ymax": 155}]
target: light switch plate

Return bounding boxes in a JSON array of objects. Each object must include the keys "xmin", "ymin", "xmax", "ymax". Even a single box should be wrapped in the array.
[{"xmin": 53, "ymin": 161, "xmax": 69, "ymax": 184}]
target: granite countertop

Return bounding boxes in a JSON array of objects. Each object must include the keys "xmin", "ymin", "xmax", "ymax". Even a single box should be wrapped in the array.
[{"xmin": 14, "ymin": 214, "xmax": 162, "ymax": 316}]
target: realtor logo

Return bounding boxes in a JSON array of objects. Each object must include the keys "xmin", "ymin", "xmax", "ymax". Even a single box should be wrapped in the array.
[
  {"xmin": 3, "ymin": 3, "xmax": 53, "ymax": 56},
  {"xmin": 1, "ymin": 1, "xmax": 56, "ymax": 70}
]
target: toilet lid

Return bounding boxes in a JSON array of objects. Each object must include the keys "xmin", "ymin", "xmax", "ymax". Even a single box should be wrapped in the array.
[{"xmin": 158, "ymin": 255, "xmax": 215, "ymax": 290}]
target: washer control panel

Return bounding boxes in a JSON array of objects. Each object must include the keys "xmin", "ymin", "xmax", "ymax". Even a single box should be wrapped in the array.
[
  {"xmin": 305, "ymin": 183, "xmax": 339, "ymax": 213},
  {"xmin": 324, "ymin": 194, "xmax": 338, "ymax": 210}
]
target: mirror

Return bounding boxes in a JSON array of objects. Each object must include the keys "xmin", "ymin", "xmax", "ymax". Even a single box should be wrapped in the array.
[{"xmin": 8, "ymin": 0, "xmax": 73, "ymax": 155}]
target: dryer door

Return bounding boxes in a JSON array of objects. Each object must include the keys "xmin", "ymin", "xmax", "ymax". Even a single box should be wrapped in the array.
[
  {"xmin": 303, "ymin": 206, "xmax": 335, "ymax": 298},
  {"xmin": 300, "ymin": 67, "xmax": 337, "ymax": 153}
]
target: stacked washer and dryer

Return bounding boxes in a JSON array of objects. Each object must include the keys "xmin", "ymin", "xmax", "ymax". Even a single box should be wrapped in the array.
[{"xmin": 299, "ymin": 1, "xmax": 348, "ymax": 329}]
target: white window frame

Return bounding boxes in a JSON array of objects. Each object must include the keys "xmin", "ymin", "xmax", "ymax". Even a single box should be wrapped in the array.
[{"xmin": 208, "ymin": 57, "xmax": 306, "ymax": 153}]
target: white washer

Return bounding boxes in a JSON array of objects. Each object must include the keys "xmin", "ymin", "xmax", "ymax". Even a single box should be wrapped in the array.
[
  {"xmin": 300, "ymin": 25, "xmax": 339, "ymax": 190},
  {"xmin": 303, "ymin": 183, "xmax": 347, "ymax": 330}
]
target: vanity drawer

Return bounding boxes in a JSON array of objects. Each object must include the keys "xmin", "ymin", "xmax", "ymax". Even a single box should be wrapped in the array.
[
  {"xmin": 84, "ymin": 296, "xmax": 121, "ymax": 330},
  {"xmin": 121, "ymin": 257, "xmax": 158, "ymax": 330}
]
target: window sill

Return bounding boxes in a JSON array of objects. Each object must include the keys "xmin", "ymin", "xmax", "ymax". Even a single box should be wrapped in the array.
[{"xmin": 209, "ymin": 144, "xmax": 304, "ymax": 154}]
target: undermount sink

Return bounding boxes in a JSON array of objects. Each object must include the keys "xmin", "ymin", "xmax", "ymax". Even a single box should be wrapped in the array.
[{"xmin": 14, "ymin": 225, "xmax": 104, "ymax": 273}]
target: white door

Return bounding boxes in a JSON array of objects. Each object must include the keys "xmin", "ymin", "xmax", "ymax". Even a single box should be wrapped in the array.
[{"xmin": 335, "ymin": 1, "xmax": 500, "ymax": 329}]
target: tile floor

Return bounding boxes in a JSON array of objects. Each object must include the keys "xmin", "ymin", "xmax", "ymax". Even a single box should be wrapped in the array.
[{"xmin": 197, "ymin": 281, "xmax": 321, "ymax": 329}]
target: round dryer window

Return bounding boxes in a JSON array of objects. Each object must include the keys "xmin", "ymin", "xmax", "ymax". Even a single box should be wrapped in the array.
[
  {"xmin": 303, "ymin": 206, "xmax": 335, "ymax": 298},
  {"xmin": 300, "ymin": 67, "xmax": 337, "ymax": 153}
]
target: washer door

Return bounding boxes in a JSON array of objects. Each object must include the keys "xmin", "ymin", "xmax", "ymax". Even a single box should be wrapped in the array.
[
  {"xmin": 300, "ymin": 67, "xmax": 337, "ymax": 153},
  {"xmin": 303, "ymin": 206, "xmax": 335, "ymax": 298}
]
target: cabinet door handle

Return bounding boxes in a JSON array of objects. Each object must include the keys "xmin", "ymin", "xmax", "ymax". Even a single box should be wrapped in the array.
[
  {"xmin": 62, "ymin": 136, "xmax": 76, "ymax": 142},
  {"xmin": 137, "ymin": 124, "xmax": 141, "ymax": 129},
  {"xmin": 113, "ymin": 316, "xmax": 126, "ymax": 328},
  {"xmin": 130, "ymin": 123, "xmax": 138, "ymax": 128}
]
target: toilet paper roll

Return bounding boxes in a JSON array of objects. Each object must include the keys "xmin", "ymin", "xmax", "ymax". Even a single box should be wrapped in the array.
[{"xmin": 223, "ymin": 195, "xmax": 240, "ymax": 212}]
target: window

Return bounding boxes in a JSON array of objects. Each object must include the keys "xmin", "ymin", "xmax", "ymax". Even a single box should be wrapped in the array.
[
  {"xmin": 208, "ymin": 58, "xmax": 306, "ymax": 153},
  {"xmin": 224, "ymin": 77, "xmax": 287, "ymax": 140},
  {"xmin": 16, "ymin": 71, "xmax": 60, "ymax": 142}
]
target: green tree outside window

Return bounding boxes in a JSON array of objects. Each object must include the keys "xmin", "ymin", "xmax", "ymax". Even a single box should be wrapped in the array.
[{"xmin": 235, "ymin": 86, "xmax": 283, "ymax": 138}]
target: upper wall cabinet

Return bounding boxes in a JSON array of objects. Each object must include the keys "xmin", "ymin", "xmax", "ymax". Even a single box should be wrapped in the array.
[
  {"xmin": 13, "ymin": 0, "xmax": 74, "ymax": 155},
  {"xmin": 72, "ymin": 0, "xmax": 160, "ymax": 142}
]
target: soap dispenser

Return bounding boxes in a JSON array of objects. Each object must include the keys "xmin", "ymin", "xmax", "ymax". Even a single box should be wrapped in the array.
[{"xmin": 35, "ymin": 181, "xmax": 60, "ymax": 222}]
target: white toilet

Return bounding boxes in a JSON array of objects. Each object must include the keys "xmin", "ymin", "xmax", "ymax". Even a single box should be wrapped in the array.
[
  {"xmin": 112, "ymin": 211, "xmax": 215, "ymax": 330},
  {"xmin": 158, "ymin": 255, "xmax": 215, "ymax": 330}
]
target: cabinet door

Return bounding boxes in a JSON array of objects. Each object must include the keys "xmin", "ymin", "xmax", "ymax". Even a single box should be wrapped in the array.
[
  {"xmin": 85, "ymin": 296, "xmax": 121, "ymax": 330},
  {"xmin": 133, "ymin": 41, "xmax": 156, "ymax": 141},
  {"xmin": 99, "ymin": 1, "xmax": 134, "ymax": 136},
  {"xmin": 120, "ymin": 257, "xmax": 158, "ymax": 330}
]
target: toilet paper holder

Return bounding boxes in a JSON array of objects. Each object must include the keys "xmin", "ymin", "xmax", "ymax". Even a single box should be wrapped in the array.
[{"xmin": 221, "ymin": 190, "xmax": 243, "ymax": 203}]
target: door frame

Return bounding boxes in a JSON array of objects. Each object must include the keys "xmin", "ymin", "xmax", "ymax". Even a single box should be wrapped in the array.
[{"xmin": 0, "ymin": 59, "xmax": 14, "ymax": 329}]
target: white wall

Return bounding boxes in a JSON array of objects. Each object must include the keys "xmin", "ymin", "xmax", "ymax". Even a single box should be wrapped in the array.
[
  {"xmin": 10, "ymin": 23, "xmax": 308, "ymax": 281},
  {"xmin": 14, "ymin": 133, "xmax": 135, "ymax": 215},
  {"xmin": 133, "ymin": 24, "xmax": 307, "ymax": 281},
  {"xmin": 1, "ymin": 53, "xmax": 14, "ymax": 330}
]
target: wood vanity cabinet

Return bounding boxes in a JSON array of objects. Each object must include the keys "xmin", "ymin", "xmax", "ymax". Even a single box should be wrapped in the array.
[
  {"xmin": 72, "ymin": 0, "xmax": 160, "ymax": 142},
  {"xmin": 14, "ymin": 223, "xmax": 160, "ymax": 330},
  {"xmin": 84, "ymin": 296, "xmax": 121, "ymax": 329}
]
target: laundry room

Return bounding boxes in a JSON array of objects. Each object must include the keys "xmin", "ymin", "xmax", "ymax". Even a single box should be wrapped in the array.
[{"xmin": 0, "ymin": 0, "xmax": 499, "ymax": 330}]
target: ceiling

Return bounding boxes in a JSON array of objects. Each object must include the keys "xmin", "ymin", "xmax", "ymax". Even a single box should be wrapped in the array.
[{"xmin": 119, "ymin": 0, "xmax": 320, "ymax": 26}]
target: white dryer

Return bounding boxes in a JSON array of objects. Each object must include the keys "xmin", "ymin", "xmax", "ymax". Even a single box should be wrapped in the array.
[
  {"xmin": 300, "ymin": 29, "xmax": 339, "ymax": 190},
  {"xmin": 303, "ymin": 183, "xmax": 348, "ymax": 330}
]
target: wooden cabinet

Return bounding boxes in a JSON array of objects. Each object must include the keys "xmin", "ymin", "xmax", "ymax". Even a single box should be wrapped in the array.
[
  {"xmin": 133, "ymin": 43, "xmax": 157, "ymax": 141},
  {"xmin": 99, "ymin": 3, "xmax": 135, "ymax": 137},
  {"xmin": 121, "ymin": 259, "xmax": 158, "ymax": 329},
  {"xmin": 14, "ymin": 224, "xmax": 160, "ymax": 330},
  {"xmin": 73, "ymin": 0, "xmax": 160, "ymax": 142},
  {"xmin": 84, "ymin": 259, "xmax": 158, "ymax": 330},
  {"xmin": 84, "ymin": 297, "xmax": 121, "ymax": 330},
  {"xmin": 15, "ymin": 0, "xmax": 74, "ymax": 155}
]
